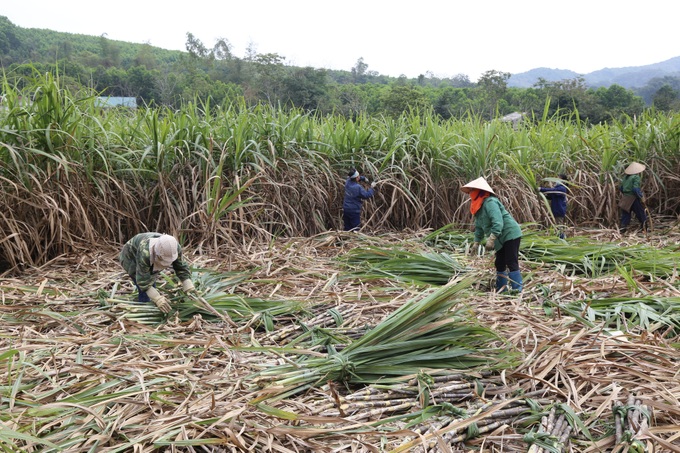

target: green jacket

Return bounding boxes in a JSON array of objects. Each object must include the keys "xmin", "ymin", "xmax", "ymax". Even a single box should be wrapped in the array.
[
  {"xmin": 119, "ymin": 233, "xmax": 191, "ymax": 291},
  {"xmin": 473, "ymin": 197, "xmax": 522, "ymax": 251},
  {"xmin": 620, "ymin": 174, "xmax": 643, "ymax": 198}
]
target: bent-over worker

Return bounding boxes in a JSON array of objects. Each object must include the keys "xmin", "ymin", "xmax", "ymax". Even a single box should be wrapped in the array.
[{"xmin": 119, "ymin": 232, "xmax": 195, "ymax": 313}]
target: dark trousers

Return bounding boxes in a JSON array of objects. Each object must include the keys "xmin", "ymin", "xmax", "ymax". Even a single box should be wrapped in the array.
[
  {"xmin": 495, "ymin": 237, "xmax": 521, "ymax": 273},
  {"xmin": 621, "ymin": 199, "xmax": 647, "ymax": 229},
  {"xmin": 131, "ymin": 277, "xmax": 152, "ymax": 302},
  {"xmin": 555, "ymin": 216, "xmax": 566, "ymax": 239},
  {"xmin": 343, "ymin": 211, "xmax": 361, "ymax": 231}
]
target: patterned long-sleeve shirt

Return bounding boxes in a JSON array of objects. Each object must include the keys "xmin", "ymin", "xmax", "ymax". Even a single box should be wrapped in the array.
[{"xmin": 119, "ymin": 233, "xmax": 191, "ymax": 291}]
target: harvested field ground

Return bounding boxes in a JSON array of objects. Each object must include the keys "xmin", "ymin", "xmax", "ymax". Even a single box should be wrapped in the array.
[{"xmin": 1, "ymin": 227, "xmax": 679, "ymax": 452}]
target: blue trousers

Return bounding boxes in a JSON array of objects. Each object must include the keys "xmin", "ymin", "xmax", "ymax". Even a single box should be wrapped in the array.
[
  {"xmin": 343, "ymin": 211, "xmax": 361, "ymax": 231},
  {"xmin": 621, "ymin": 199, "xmax": 647, "ymax": 230},
  {"xmin": 131, "ymin": 277, "xmax": 153, "ymax": 302}
]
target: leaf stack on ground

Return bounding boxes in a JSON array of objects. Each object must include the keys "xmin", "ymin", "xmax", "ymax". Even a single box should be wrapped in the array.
[{"xmin": 1, "ymin": 228, "xmax": 679, "ymax": 451}]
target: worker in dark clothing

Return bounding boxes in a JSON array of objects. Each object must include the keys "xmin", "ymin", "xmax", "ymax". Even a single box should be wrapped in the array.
[
  {"xmin": 619, "ymin": 162, "xmax": 647, "ymax": 233},
  {"xmin": 539, "ymin": 174, "xmax": 569, "ymax": 239},
  {"xmin": 342, "ymin": 168, "xmax": 376, "ymax": 231}
]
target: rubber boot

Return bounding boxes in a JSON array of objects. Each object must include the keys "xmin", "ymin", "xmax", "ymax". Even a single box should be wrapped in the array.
[
  {"xmin": 495, "ymin": 271, "xmax": 508, "ymax": 293},
  {"xmin": 508, "ymin": 270, "xmax": 523, "ymax": 292}
]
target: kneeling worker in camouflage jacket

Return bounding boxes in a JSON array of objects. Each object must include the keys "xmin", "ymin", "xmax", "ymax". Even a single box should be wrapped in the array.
[{"xmin": 119, "ymin": 232, "xmax": 195, "ymax": 313}]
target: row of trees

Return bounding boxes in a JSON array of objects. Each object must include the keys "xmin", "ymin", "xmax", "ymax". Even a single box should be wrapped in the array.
[{"xmin": 2, "ymin": 15, "xmax": 680, "ymax": 122}]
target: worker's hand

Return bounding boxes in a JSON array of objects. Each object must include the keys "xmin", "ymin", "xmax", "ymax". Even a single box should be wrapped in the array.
[
  {"xmin": 152, "ymin": 295, "xmax": 172, "ymax": 313},
  {"xmin": 181, "ymin": 279, "xmax": 196, "ymax": 293},
  {"xmin": 147, "ymin": 287, "xmax": 173, "ymax": 313},
  {"xmin": 485, "ymin": 234, "xmax": 497, "ymax": 251},
  {"xmin": 371, "ymin": 181, "xmax": 377, "ymax": 188},
  {"xmin": 469, "ymin": 242, "xmax": 480, "ymax": 255}
]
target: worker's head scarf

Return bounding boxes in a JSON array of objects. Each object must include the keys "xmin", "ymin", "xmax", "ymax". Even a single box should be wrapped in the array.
[
  {"xmin": 469, "ymin": 189, "xmax": 491, "ymax": 215},
  {"xmin": 461, "ymin": 177, "xmax": 494, "ymax": 215}
]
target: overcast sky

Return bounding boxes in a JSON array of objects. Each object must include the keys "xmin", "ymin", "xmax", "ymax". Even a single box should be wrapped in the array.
[{"xmin": 3, "ymin": 1, "xmax": 678, "ymax": 82}]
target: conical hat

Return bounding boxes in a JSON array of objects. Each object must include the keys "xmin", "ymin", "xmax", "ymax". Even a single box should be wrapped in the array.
[
  {"xmin": 624, "ymin": 162, "xmax": 646, "ymax": 175},
  {"xmin": 461, "ymin": 177, "xmax": 495, "ymax": 195}
]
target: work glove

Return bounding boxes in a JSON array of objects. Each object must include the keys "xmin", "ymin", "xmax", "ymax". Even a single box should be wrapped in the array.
[
  {"xmin": 485, "ymin": 234, "xmax": 497, "ymax": 251},
  {"xmin": 371, "ymin": 181, "xmax": 377, "ymax": 188},
  {"xmin": 153, "ymin": 296, "xmax": 172, "ymax": 314},
  {"xmin": 181, "ymin": 279, "xmax": 196, "ymax": 293},
  {"xmin": 469, "ymin": 242, "xmax": 480, "ymax": 255},
  {"xmin": 147, "ymin": 287, "xmax": 172, "ymax": 314}
]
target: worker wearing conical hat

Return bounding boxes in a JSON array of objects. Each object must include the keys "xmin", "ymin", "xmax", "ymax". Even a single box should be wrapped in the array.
[
  {"xmin": 461, "ymin": 177, "xmax": 523, "ymax": 292},
  {"xmin": 618, "ymin": 162, "xmax": 647, "ymax": 234},
  {"xmin": 119, "ymin": 233, "xmax": 195, "ymax": 313}
]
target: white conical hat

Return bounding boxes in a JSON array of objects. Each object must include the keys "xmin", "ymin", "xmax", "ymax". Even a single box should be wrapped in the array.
[
  {"xmin": 624, "ymin": 162, "xmax": 646, "ymax": 175},
  {"xmin": 461, "ymin": 177, "xmax": 495, "ymax": 195}
]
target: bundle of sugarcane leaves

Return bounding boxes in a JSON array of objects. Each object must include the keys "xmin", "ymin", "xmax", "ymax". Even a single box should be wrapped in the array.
[
  {"xmin": 109, "ymin": 269, "xmax": 304, "ymax": 327},
  {"xmin": 551, "ymin": 295, "xmax": 680, "ymax": 338},
  {"xmin": 424, "ymin": 225, "xmax": 680, "ymax": 280},
  {"xmin": 422, "ymin": 224, "xmax": 475, "ymax": 252},
  {"xmin": 250, "ymin": 273, "xmax": 519, "ymax": 404},
  {"xmin": 342, "ymin": 245, "xmax": 472, "ymax": 286},
  {"xmin": 519, "ymin": 232, "xmax": 680, "ymax": 279}
]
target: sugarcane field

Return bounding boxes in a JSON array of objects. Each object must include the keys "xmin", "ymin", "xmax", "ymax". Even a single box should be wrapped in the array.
[{"xmin": 1, "ymin": 78, "xmax": 680, "ymax": 452}]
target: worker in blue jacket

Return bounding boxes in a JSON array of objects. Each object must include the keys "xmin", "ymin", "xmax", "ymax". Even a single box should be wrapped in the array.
[
  {"xmin": 342, "ymin": 168, "xmax": 376, "ymax": 231},
  {"xmin": 539, "ymin": 173, "xmax": 569, "ymax": 239}
]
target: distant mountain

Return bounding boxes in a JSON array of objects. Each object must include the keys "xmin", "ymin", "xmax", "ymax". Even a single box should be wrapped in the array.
[
  {"xmin": 508, "ymin": 56, "xmax": 680, "ymax": 89},
  {"xmin": 508, "ymin": 68, "xmax": 580, "ymax": 88}
]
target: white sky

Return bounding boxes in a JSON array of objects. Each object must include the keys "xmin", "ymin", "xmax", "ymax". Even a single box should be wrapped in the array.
[{"xmin": 2, "ymin": 1, "xmax": 679, "ymax": 82}]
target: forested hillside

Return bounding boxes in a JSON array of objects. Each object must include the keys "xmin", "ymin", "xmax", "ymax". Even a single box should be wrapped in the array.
[{"xmin": 2, "ymin": 15, "xmax": 680, "ymax": 121}]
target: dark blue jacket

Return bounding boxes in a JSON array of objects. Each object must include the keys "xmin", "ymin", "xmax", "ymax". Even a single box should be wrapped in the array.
[
  {"xmin": 539, "ymin": 183, "xmax": 568, "ymax": 217},
  {"xmin": 343, "ymin": 178, "xmax": 374, "ymax": 213}
]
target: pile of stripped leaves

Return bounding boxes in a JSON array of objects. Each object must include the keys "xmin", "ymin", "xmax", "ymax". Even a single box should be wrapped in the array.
[{"xmin": 0, "ymin": 227, "xmax": 679, "ymax": 452}]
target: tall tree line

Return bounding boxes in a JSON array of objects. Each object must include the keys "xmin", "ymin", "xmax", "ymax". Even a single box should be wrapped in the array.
[{"xmin": 1, "ymin": 15, "xmax": 679, "ymax": 122}]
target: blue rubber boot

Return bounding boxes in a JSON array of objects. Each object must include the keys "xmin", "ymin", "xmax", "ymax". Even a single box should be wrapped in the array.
[
  {"xmin": 495, "ymin": 271, "xmax": 508, "ymax": 292},
  {"xmin": 508, "ymin": 270, "xmax": 523, "ymax": 292}
]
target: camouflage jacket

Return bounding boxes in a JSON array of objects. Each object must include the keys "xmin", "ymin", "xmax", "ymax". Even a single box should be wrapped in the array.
[{"xmin": 119, "ymin": 233, "xmax": 191, "ymax": 291}]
